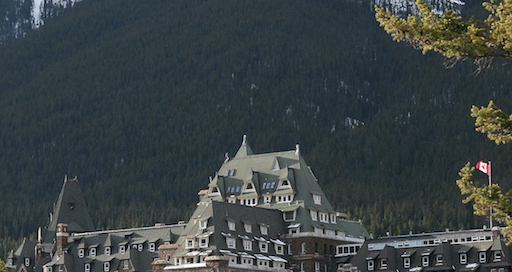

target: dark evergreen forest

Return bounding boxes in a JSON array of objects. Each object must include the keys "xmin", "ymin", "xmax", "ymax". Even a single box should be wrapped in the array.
[{"xmin": 1, "ymin": 0, "xmax": 512, "ymax": 259}]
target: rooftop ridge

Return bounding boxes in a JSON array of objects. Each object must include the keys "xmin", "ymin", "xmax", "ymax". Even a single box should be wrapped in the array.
[
  {"xmin": 230, "ymin": 149, "xmax": 296, "ymax": 160},
  {"xmin": 374, "ymin": 227, "xmax": 500, "ymax": 240},
  {"xmin": 72, "ymin": 223, "xmax": 186, "ymax": 237}
]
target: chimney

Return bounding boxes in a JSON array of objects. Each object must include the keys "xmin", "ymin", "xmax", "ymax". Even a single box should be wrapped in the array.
[{"xmin": 56, "ymin": 223, "xmax": 69, "ymax": 257}]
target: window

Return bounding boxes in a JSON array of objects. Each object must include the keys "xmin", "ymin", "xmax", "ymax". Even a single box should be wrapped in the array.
[
  {"xmin": 186, "ymin": 239, "xmax": 195, "ymax": 249},
  {"xmin": 227, "ymin": 237, "xmax": 235, "ymax": 249},
  {"xmin": 199, "ymin": 220, "xmax": 207, "ymax": 229},
  {"xmin": 78, "ymin": 249, "xmax": 84, "ymax": 258},
  {"xmin": 260, "ymin": 242, "xmax": 268, "ymax": 252},
  {"xmin": 84, "ymin": 264, "xmax": 90, "ymax": 272},
  {"xmin": 460, "ymin": 253, "xmax": 467, "ymax": 264},
  {"xmin": 276, "ymin": 245, "xmax": 284, "ymax": 254},
  {"xmin": 494, "ymin": 251, "xmax": 502, "ymax": 261},
  {"xmin": 368, "ymin": 260, "xmax": 375, "ymax": 271},
  {"xmin": 138, "ymin": 244, "xmax": 143, "ymax": 251},
  {"xmin": 242, "ymin": 258, "xmax": 253, "ymax": 265},
  {"xmin": 422, "ymin": 256, "xmax": 429, "ymax": 267},
  {"xmin": 330, "ymin": 214, "xmax": 336, "ymax": 223},
  {"xmin": 229, "ymin": 257, "xmax": 237, "ymax": 264},
  {"xmin": 89, "ymin": 247, "xmax": 96, "ymax": 257},
  {"xmin": 301, "ymin": 242, "xmax": 307, "ymax": 254},
  {"xmin": 315, "ymin": 261, "xmax": 321, "ymax": 272},
  {"xmin": 25, "ymin": 258, "xmax": 30, "ymax": 267},
  {"xmin": 404, "ymin": 257, "xmax": 411, "ymax": 268},
  {"xmin": 313, "ymin": 194, "xmax": 321, "ymax": 205},
  {"xmin": 228, "ymin": 198, "xmax": 236, "ymax": 204},
  {"xmin": 119, "ymin": 245, "xmax": 126, "ymax": 254},
  {"xmin": 260, "ymin": 225, "xmax": 268, "ymax": 235},
  {"xmin": 499, "ymin": 269, "xmax": 505, "ymax": 272},
  {"xmin": 104, "ymin": 262, "xmax": 110, "ymax": 272},
  {"xmin": 326, "ymin": 230, "xmax": 335, "ymax": 236},
  {"xmin": 284, "ymin": 211, "xmax": 296, "ymax": 221},
  {"xmin": 58, "ymin": 265, "xmax": 63, "ymax": 272},
  {"xmin": 228, "ymin": 221, "xmax": 236, "ymax": 231},
  {"xmin": 436, "ymin": 255, "xmax": 443, "ymax": 265},
  {"xmin": 275, "ymin": 262, "xmax": 285, "ymax": 268},
  {"xmin": 244, "ymin": 223, "xmax": 252, "ymax": 233},
  {"xmin": 288, "ymin": 244, "xmax": 292, "ymax": 255},
  {"xmin": 311, "ymin": 210, "xmax": 318, "ymax": 221},
  {"xmin": 124, "ymin": 260, "xmax": 129, "ymax": 269},
  {"xmin": 258, "ymin": 260, "xmax": 269, "ymax": 267},
  {"xmin": 264, "ymin": 195, "xmax": 271, "ymax": 204},
  {"xmin": 47, "ymin": 266, "xmax": 53, "ymax": 272},
  {"xmin": 104, "ymin": 246, "xmax": 110, "ymax": 256},
  {"xmin": 480, "ymin": 252, "xmax": 487, "ymax": 263},
  {"xmin": 199, "ymin": 237, "xmax": 208, "ymax": 248},
  {"xmin": 314, "ymin": 227, "xmax": 323, "ymax": 234},
  {"xmin": 319, "ymin": 212, "xmax": 328, "ymax": 222},
  {"xmin": 380, "ymin": 259, "xmax": 388, "ymax": 269},
  {"xmin": 243, "ymin": 239, "xmax": 252, "ymax": 251},
  {"xmin": 301, "ymin": 262, "xmax": 305, "ymax": 272},
  {"xmin": 277, "ymin": 194, "xmax": 293, "ymax": 203},
  {"xmin": 149, "ymin": 243, "xmax": 155, "ymax": 252}
]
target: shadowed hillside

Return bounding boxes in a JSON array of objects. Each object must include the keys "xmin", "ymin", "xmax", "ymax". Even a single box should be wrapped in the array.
[{"xmin": 1, "ymin": 0, "xmax": 512, "ymax": 259}]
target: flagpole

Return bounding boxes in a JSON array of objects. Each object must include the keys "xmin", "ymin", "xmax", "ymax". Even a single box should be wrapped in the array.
[{"xmin": 489, "ymin": 160, "xmax": 492, "ymax": 229}]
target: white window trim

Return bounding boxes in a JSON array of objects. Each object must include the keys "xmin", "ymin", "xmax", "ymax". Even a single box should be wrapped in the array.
[
  {"xmin": 368, "ymin": 260, "xmax": 374, "ymax": 271},
  {"xmin": 460, "ymin": 253, "xmax": 467, "ymax": 264},
  {"xmin": 228, "ymin": 221, "xmax": 236, "ymax": 231},
  {"xmin": 479, "ymin": 252, "xmax": 487, "ymax": 263},
  {"xmin": 404, "ymin": 257, "xmax": 411, "ymax": 268},
  {"xmin": 227, "ymin": 237, "xmax": 236, "ymax": 249},
  {"xmin": 422, "ymin": 256, "xmax": 429, "ymax": 267},
  {"xmin": 311, "ymin": 210, "xmax": 318, "ymax": 221}
]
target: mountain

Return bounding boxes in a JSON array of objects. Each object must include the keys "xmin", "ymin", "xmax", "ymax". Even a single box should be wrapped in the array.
[{"xmin": 1, "ymin": 0, "xmax": 511, "ymax": 260}]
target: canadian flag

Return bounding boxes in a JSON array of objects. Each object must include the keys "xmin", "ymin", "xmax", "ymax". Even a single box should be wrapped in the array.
[{"xmin": 476, "ymin": 161, "xmax": 490, "ymax": 175}]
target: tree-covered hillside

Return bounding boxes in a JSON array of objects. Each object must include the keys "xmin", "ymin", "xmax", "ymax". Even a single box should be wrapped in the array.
[{"xmin": 1, "ymin": 0, "xmax": 511, "ymax": 259}]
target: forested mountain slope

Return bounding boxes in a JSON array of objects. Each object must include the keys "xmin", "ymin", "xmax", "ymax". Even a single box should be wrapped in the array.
[{"xmin": 1, "ymin": 0, "xmax": 511, "ymax": 259}]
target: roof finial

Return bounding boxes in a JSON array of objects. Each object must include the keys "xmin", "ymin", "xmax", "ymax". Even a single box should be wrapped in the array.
[
  {"xmin": 242, "ymin": 135, "xmax": 247, "ymax": 145},
  {"xmin": 295, "ymin": 144, "xmax": 300, "ymax": 156}
]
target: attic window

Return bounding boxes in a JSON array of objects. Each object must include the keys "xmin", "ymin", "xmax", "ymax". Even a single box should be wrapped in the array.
[
  {"xmin": 246, "ymin": 183, "xmax": 254, "ymax": 190},
  {"xmin": 25, "ymin": 258, "xmax": 30, "ymax": 267},
  {"xmin": 149, "ymin": 243, "xmax": 156, "ymax": 252},
  {"xmin": 85, "ymin": 263, "xmax": 90, "ymax": 272},
  {"xmin": 78, "ymin": 249, "xmax": 84, "ymax": 258},
  {"xmin": 104, "ymin": 247, "xmax": 111, "ymax": 256},
  {"xmin": 313, "ymin": 194, "xmax": 321, "ymax": 205}
]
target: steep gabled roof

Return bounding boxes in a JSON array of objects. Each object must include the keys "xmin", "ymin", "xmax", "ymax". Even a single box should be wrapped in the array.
[
  {"xmin": 43, "ymin": 176, "xmax": 95, "ymax": 243},
  {"xmin": 234, "ymin": 135, "xmax": 254, "ymax": 158}
]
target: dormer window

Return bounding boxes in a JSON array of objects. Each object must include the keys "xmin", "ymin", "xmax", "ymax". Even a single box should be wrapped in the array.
[
  {"xmin": 330, "ymin": 214, "xmax": 336, "ymax": 223},
  {"xmin": 104, "ymin": 261, "xmax": 110, "ymax": 272},
  {"xmin": 422, "ymin": 256, "xmax": 429, "ymax": 267},
  {"xmin": 244, "ymin": 223, "xmax": 252, "ymax": 233},
  {"xmin": 104, "ymin": 246, "xmax": 111, "ymax": 256},
  {"xmin": 403, "ymin": 257, "xmax": 411, "ymax": 268},
  {"xmin": 319, "ymin": 212, "xmax": 328, "ymax": 223},
  {"xmin": 78, "ymin": 249, "xmax": 85, "ymax": 258},
  {"xmin": 260, "ymin": 225, "xmax": 268, "ymax": 235},
  {"xmin": 149, "ymin": 243, "xmax": 156, "ymax": 252},
  {"xmin": 228, "ymin": 221, "xmax": 236, "ymax": 231},
  {"xmin": 246, "ymin": 182, "xmax": 254, "ymax": 190},
  {"xmin": 47, "ymin": 266, "xmax": 53, "ymax": 272},
  {"xmin": 277, "ymin": 194, "xmax": 293, "ymax": 203},
  {"xmin": 368, "ymin": 260, "xmax": 374, "ymax": 271},
  {"xmin": 494, "ymin": 251, "xmax": 502, "ymax": 261},
  {"xmin": 313, "ymin": 194, "xmax": 321, "ymax": 205},
  {"xmin": 85, "ymin": 263, "xmax": 90, "ymax": 272},
  {"xmin": 311, "ymin": 210, "xmax": 317, "ymax": 221},
  {"xmin": 480, "ymin": 252, "xmax": 487, "ymax": 263},
  {"xmin": 279, "ymin": 180, "xmax": 291, "ymax": 189},
  {"xmin": 138, "ymin": 244, "xmax": 143, "ymax": 251},
  {"xmin": 210, "ymin": 186, "xmax": 220, "ymax": 195},
  {"xmin": 186, "ymin": 239, "xmax": 195, "ymax": 249},
  {"xmin": 264, "ymin": 195, "xmax": 271, "ymax": 204},
  {"xmin": 25, "ymin": 258, "xmax": 30, "ymax": 267},
  {"xmin": 380, "ymin": 258, "xmax": 388, "ymax": 270},
  {"xmin": 119, "ymin": 245, "xmax": 126, "ymax": 254},
  {"xmin": 89, "ymin": 247, "xmax": 96, "ymax": 257},
  {"xmin": 436, "ymin": 255, "xmax": 443, "ymax": 265},
  {"xmin": 199, "ymin": 220, "xmax": 208, "ymax": 229},
  {"xmin": 460, "ymin": 253, "xmax": 467, "ymax": 264}
]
